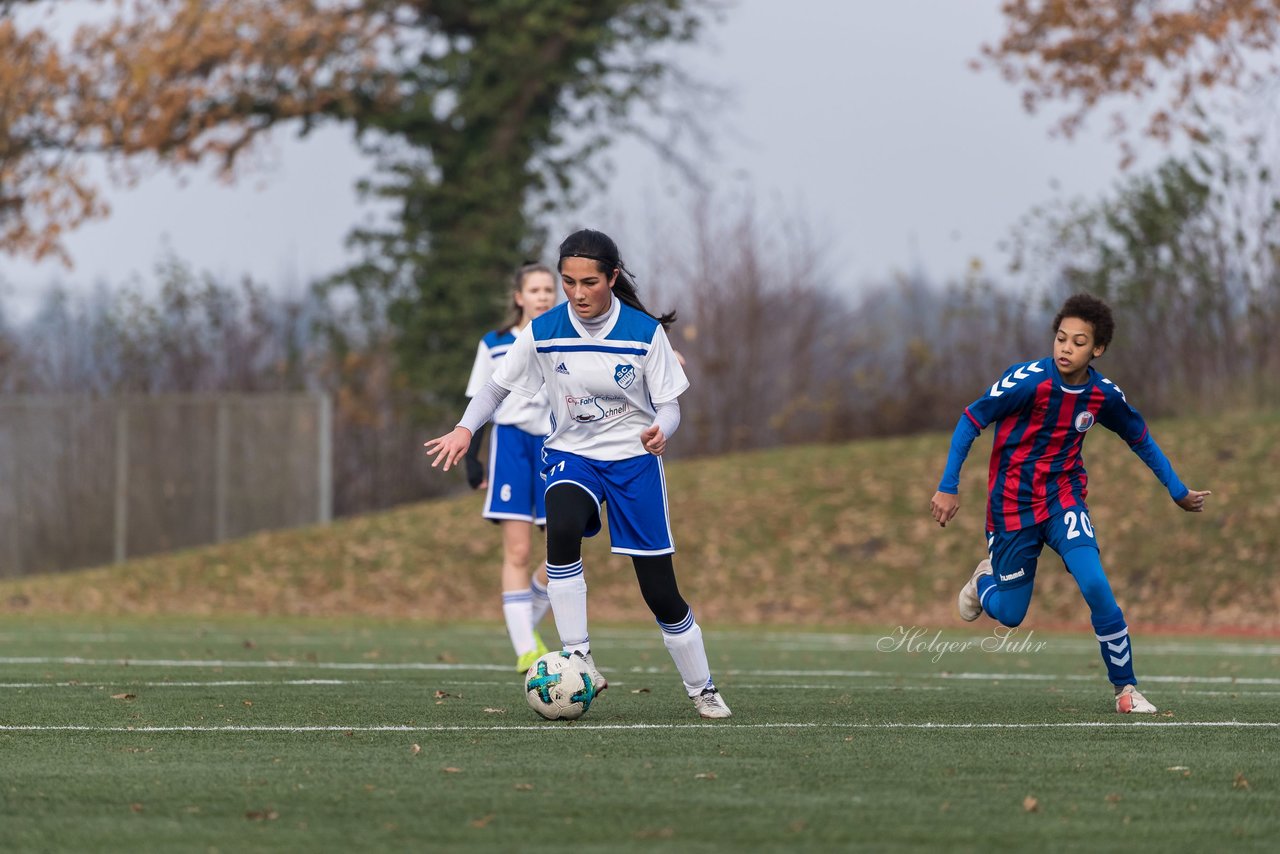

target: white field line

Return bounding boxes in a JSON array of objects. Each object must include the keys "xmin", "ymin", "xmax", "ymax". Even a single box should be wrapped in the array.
[
  {"xmin": 4, "ymin": 656, "xmax": 1280, "ymax": 687},
  {"xmin": 1, "ymin": 721, "xmax": 1278, "ymax": 733},
  {"xmin": 0, "ymin": 680, "xmax": 949, "ymax": 692},
  {"xmin": 0, "ymin": 679, "xmax": 362, "ymax": 689},
  {"xmin": 0, "ymin": 657, "xmax": 511, "ymax": 672},
  {"xmin": 3, "ymin": 680, "xmax": 1277, "ymax": 698},
  {"xmin": 3, "ymin": 630, "xmax": 1278, "ymax": 656}
]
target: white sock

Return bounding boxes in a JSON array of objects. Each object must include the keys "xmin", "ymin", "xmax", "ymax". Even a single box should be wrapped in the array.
[
  {"xmin": 546, "ymin": 561, "xmax": 588, "ymax": 654},
  {"xmin": 530, "ymin": 574, "xmax": 552, "ymax": 627},
  {"xmin": 660, "ymin": 613, "xmax": 713, "ymax": 696},
  {"xmin": 501, "ymin": 590, "xmax": 536, "ymax": 657}
]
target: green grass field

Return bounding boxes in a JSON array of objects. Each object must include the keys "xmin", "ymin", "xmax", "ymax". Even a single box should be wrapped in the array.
[{"xmin": 3, "ymin": 617, "xmax": 1277, "ymax": 852}]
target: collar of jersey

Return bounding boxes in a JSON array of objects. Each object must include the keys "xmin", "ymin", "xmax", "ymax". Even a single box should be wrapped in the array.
[
  {"xmin": 1050, "ymin": 359, "xmax": 1096, "ymax": 393},
  {"xmin": 567, "ymin": 293, "xmax": 621, "ymax": 340}
]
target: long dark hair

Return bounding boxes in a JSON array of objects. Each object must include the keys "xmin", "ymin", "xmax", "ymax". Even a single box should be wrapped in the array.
[
  {"xmin": 557, "ymin": 229, "xmax": 676, "ymax": 328},
  {"xmin": 498, "ymin": 262, "xmax": 556, "ymax": 335}
]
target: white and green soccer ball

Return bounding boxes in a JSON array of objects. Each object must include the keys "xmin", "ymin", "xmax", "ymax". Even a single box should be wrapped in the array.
[{"xmin": 524, "ymin": 650, "xmax": 599, "ymax": 721}]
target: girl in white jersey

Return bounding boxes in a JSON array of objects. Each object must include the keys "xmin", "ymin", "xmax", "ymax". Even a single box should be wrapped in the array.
[
  {"xmin": 425, "ymin": 229, "xmax": 731, "ymax": 720},
  {"xmin": 462, "ymin": 264, "xmax": 558, "ymax": 672}
]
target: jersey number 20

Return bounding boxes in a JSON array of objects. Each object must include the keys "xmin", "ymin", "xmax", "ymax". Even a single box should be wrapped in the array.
[{"xmin": 1064, "ymin": 510, "xmax": 1094, "ymax": 540}]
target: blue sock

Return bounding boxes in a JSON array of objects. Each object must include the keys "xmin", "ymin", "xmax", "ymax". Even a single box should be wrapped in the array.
[
  {"xmin": 1064, "ymin": 548, "xmax": 1135, "ymax": 687},
  {"xmin": 1091, "ymin": 607, "xmax": 1134, "ymax": 687}
]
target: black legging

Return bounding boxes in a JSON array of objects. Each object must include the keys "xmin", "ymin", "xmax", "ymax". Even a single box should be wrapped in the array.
[{"xmin": 545, "ymin": 482, "xmax": 690, "ymax": 625}]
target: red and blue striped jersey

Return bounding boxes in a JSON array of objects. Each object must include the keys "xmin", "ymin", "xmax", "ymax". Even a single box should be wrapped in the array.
[{"xmin": 937, "ymin": 357, "xmax": 1188, "ymax": 533}]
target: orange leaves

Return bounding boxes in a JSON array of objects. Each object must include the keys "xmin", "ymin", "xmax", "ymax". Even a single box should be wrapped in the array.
[
  {"xmin": 0, "ymin": 0, "xmax": 400, "ymax": 262},
  {"xmin": 0, "ymin": 19, "xmax": 106, "ymax": 263},
  {"xmin": 982, "ymin": 0, "xmax": 1280, "ymax": 153}
]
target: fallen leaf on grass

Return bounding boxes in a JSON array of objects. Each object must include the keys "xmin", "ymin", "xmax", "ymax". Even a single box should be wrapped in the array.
[
  {"xmin": 1105, "ymin": 793, "xmax": 1122, "ymax": 804},
  {"xmin": 694, "ymin": 772, "xmax": 717, "ymax": 781},
  {"xmin": 245, "ymin": 810, "xmax": 279, "ymax": 821},
  {"xmin": 470, "ymin": 814, "xmax": 494, "ymax": 828},
  {"xmin": 111, "ymin": 693, "xmax": 136, "ymax": 701},
  {"xmin": 410, "ymin": 744, "xmax": 422, "ymax": 755},
  {"xmin": 242, "ymin": 700, "xmax": 253, "ymax": 707},
  {"xmin": 1022, "ymin": 796, "xmax": 1039, "ymax": 813},
  {"xmin": 130, "ymin": 803, "xmax": 144, "ymax": 813},
  {"xmin": 443, "ymin": 767, "xmax": 462, "ymax": 774},
  {"xmin": 1233, "ymin": 772, "xmax": 1250, "ymax": 790},
  {"xmin": 482, "ymin": 708, "xmax": 506, "ymax": 714},
  {"xmin": 630, "ymin": 688, "xmax": 650, "ymax": 694}
]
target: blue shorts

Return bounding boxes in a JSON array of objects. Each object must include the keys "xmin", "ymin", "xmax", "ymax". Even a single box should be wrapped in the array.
[
  {"xmin": 987, "ymin": 506, "xmax": 1100, "ymax": 591},
  {"xmin": 542, "ymin": 449, "xmax": 675, "ymax": 556},
  {"xmin": 483, "ymin": 424, "xmax": 546, "ymax": 524}
]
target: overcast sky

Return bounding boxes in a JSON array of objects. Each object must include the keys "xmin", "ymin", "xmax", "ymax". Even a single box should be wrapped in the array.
[{"xmin": 0, "ymin": 1, "xmax": 1178, "ymax": 317}]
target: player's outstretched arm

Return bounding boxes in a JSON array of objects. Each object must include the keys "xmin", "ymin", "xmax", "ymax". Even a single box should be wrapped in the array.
[
  {"xmin": 930, "ymin": 491, "xmax": 960, "ymax": 528},
  {"xmin": 424, "ymin": 427, "xmax": 472, "ymax": 472},
  {"xmin": 1176, "ymin": 488, "xmax": 1212, "ymax": 512}
]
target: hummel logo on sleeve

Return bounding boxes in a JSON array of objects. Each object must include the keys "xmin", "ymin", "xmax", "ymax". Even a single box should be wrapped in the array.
[
  {"xmin": 988, "ymin": 361, "xmax": 1044, "ymax": 398},
  {"xmin": 556, "ymin": 362, "xmax": 570, "ymax": 375}
]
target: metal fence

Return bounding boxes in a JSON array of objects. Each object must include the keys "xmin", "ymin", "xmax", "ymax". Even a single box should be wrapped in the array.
[{"xmin": 0, "ymin": 394, "xmax": 331, "ymax": 577}]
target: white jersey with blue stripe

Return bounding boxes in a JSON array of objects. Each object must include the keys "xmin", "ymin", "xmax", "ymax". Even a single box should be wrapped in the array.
[
  {"xmin": 491, "ymin": 298, "xmax": 689, "ymax": 461},
  {"xmin": 465, "ymin": 328, "xmax": 552, "ymax": 435}
]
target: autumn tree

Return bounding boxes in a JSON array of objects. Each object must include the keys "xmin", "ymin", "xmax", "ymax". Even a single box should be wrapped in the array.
[
  {"xmin": 983, "ymin": 0, "xmax": 1280, "ymax": 162},
  {"xmin": 0, "ymin": 0, "xmax": 715, "ymax": 409}
]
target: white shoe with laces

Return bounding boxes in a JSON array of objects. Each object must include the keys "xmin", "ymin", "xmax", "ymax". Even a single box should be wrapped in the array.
[
  {"xmin": 692, "ymin": 687, "xmax": 732, "ymax": 719},
  {"xmin": 1115, "ymin": 684, "xmax": 1157, "ymax": 714},
  {"xmin": 573, "ymin": 650, "xmax": 608, "ymax": 693},
  {"xmin": 957, "ymin": 559, "xmax": 994, "ymax": 622}
]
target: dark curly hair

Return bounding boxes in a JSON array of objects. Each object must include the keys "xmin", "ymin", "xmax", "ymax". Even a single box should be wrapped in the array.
[{"xmin": 1052, "ymin": 293, "xmax": 1115, "ymax": 350}]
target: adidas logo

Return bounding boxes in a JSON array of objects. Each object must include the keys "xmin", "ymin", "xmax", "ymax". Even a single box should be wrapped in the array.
[{"xmin": 555, "ymin": 362, "xmax": 570, "ymax": 375}]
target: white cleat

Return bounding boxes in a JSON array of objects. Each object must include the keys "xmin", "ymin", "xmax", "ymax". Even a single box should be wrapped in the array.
[
  {"xmin": 573, "ymin": 650, "xmax": 608, "ymax": 693},
  {"xmin": 957, "ymin": 559, "xmax": 994, "ymax": 622},
  {"xmin": 1115, "ymin": 684, "xmax": 1157, "ymax": 714},
  {"xmin": 692, "ymin": 687, "xmax": 732, "ymax": 719}
]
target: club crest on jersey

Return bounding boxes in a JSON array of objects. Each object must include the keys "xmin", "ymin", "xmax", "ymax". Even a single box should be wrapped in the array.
[
  {"xmin": 1074, "ymin": 410, "xmax": 1096, "ymax": 433},
  {"xmin": 613, "ymin": 364, "xmax": 636, "ymax": 389}
]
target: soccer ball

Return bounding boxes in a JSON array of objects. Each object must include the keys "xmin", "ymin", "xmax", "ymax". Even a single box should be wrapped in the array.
[{"xmin": 524, "ymin": 650, "xmax": 599, "ymax": 721}]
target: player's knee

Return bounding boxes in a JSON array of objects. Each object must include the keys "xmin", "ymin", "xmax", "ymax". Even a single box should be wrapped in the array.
[
  {"xmin": 543, "ymin": 514, "xmax": 579, "ymax": 547},
  {"xmin": 989, "ymin": 595, "xmax": 1031, "ymax": 628},
  {"xmin": 505, "ymin": 540, "xmax": 532, "ymax": 567}
]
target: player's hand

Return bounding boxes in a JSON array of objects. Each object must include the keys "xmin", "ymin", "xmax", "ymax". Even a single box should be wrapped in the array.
[
  {"xmin": 1176, "ymin": 489, "xmax": 1212, "ymax": 512},
  {"xmin": 641, "ymin": 424, "xmax": 666, "ymax": 456},
  {"xmin": 423, "ymin": 427, "xmax": 472, "ymax": 472},
  {"xmin": 930, "ymin": 491, "xmax": 960, "ymax": 527}
]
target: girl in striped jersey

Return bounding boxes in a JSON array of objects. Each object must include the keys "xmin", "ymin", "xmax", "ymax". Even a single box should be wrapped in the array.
[
  {"xmin": 463, "ymin": 264, "xmax": 558, "ymax": 672},
  {"xmin": 426, "ymin": 229, "xmax": 731, "ymax": 719},
  {"xmin": 930, "ymin": 293, "xmax": 1211, "ymax": 714}
]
